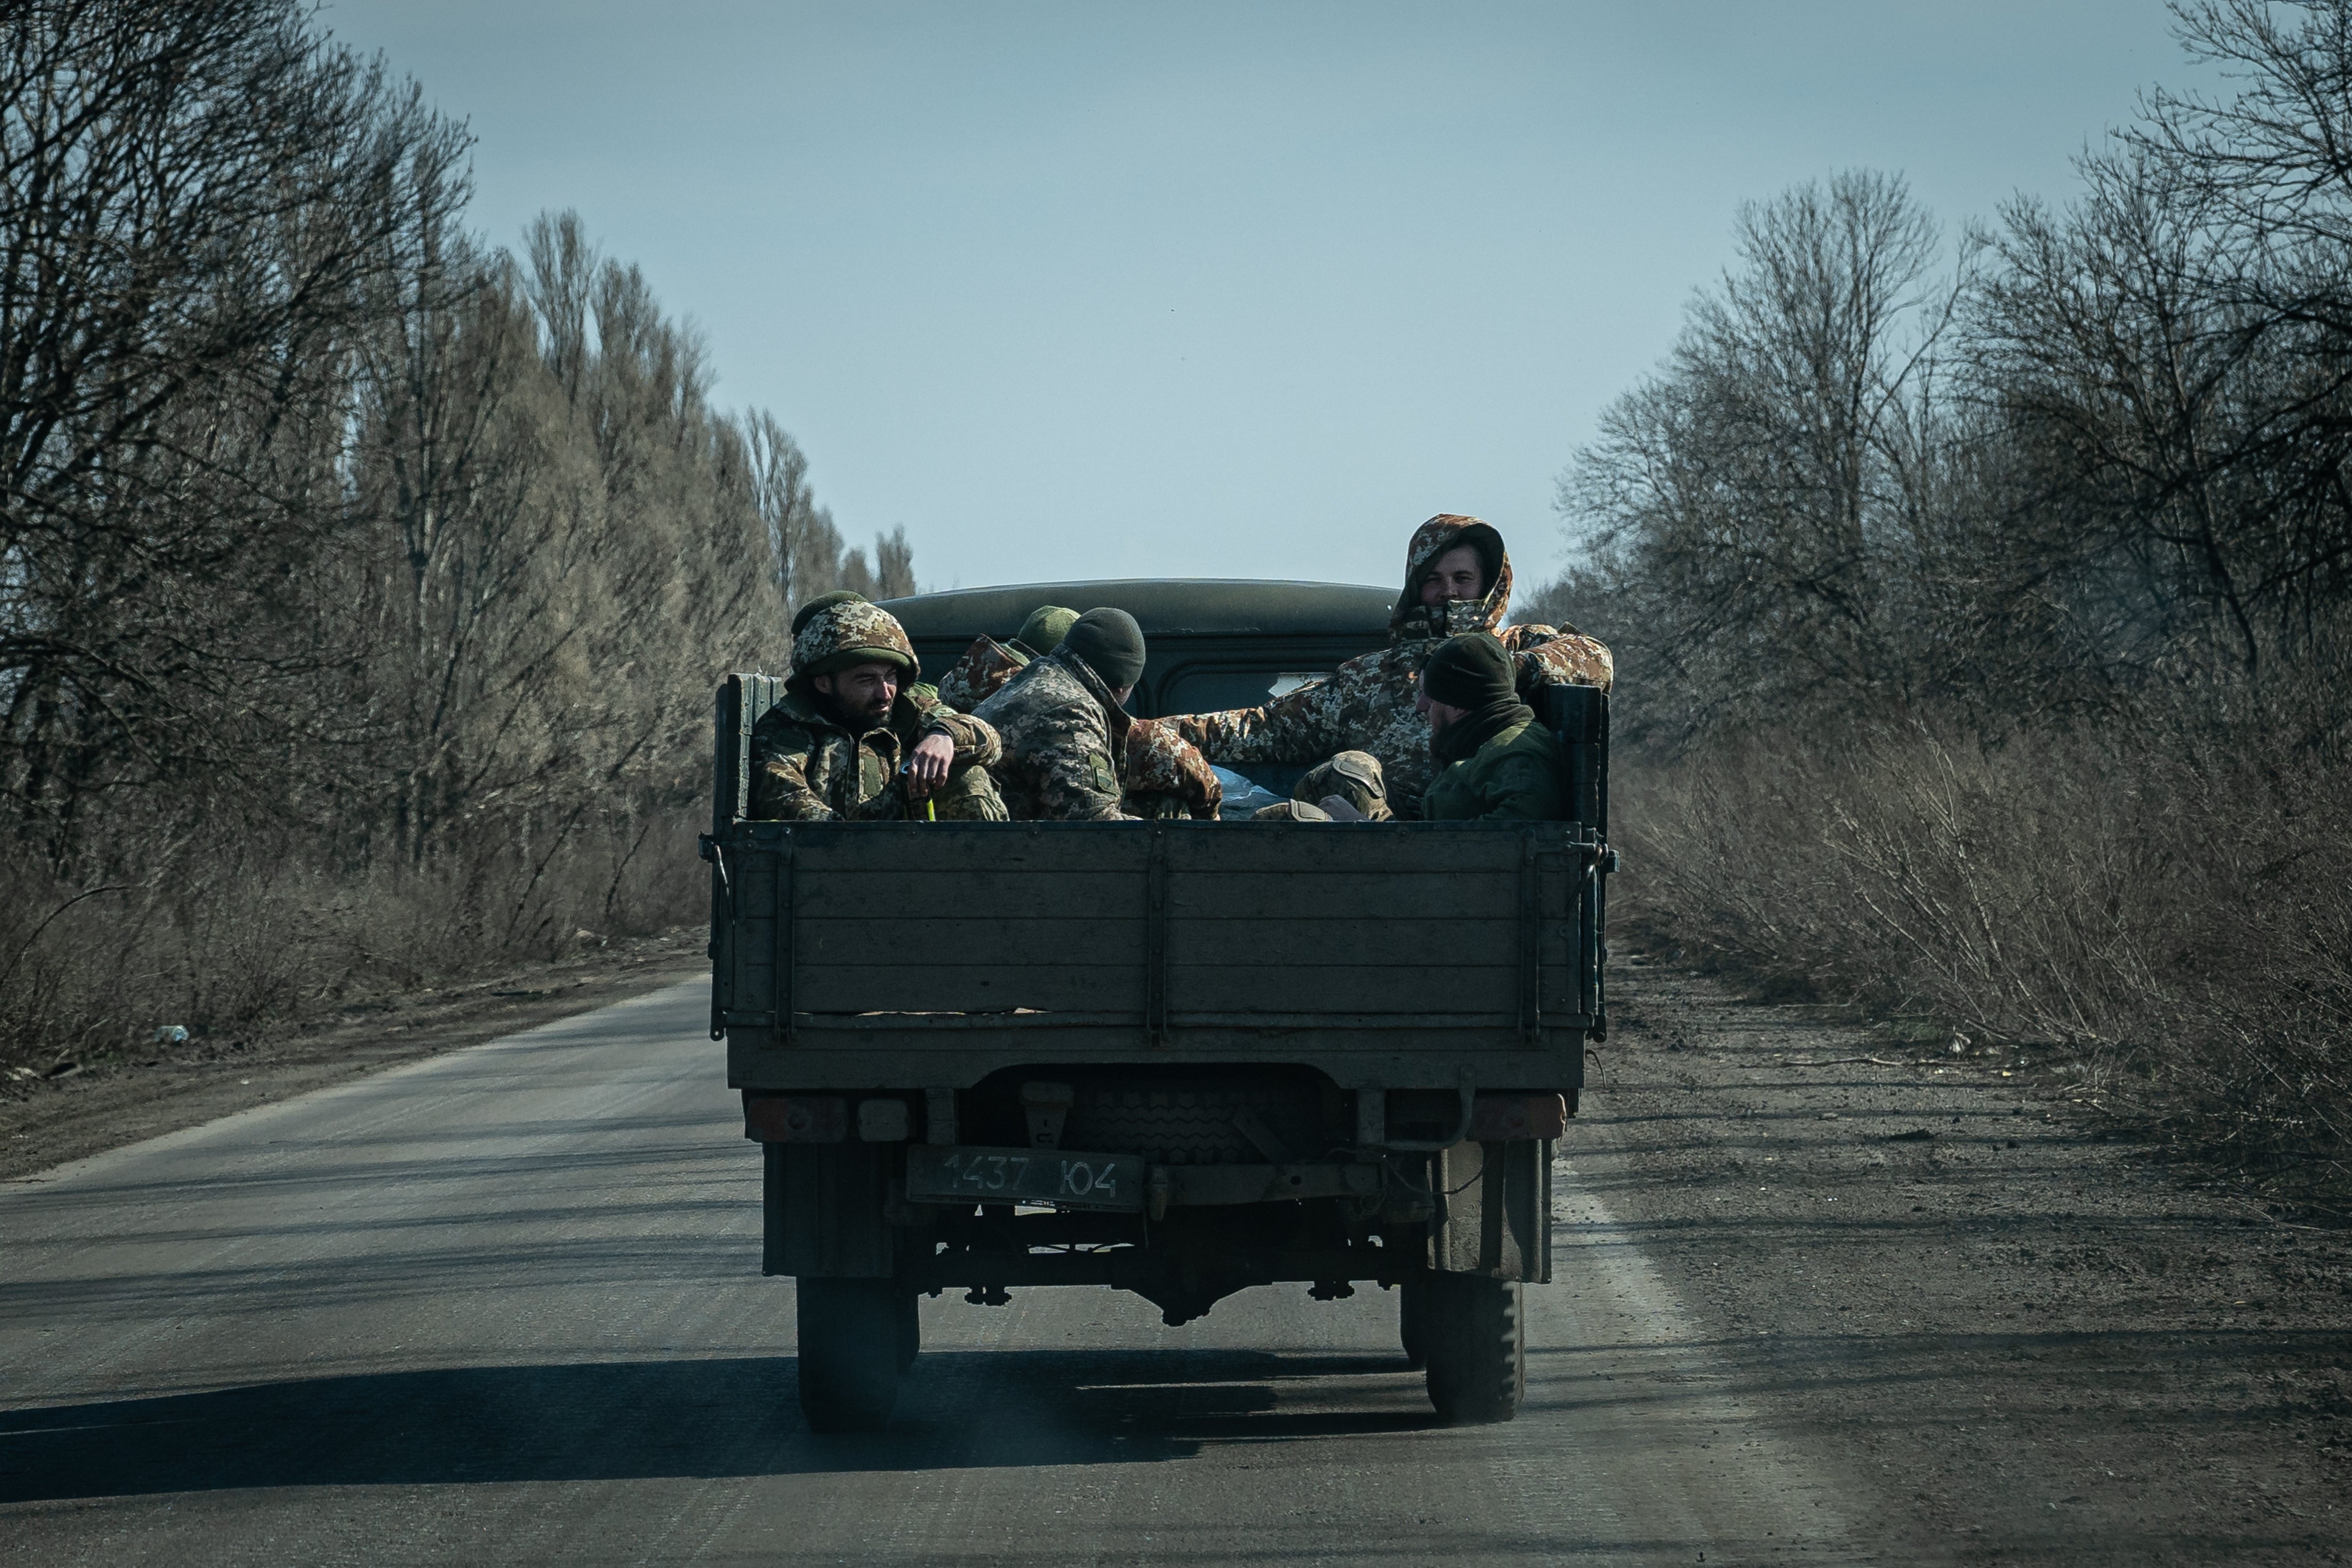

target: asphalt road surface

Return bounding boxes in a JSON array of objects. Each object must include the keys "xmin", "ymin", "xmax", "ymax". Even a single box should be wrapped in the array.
[{"xmin": 0, "ymin": 981, "xmax": 1866, "ymax": 1566}]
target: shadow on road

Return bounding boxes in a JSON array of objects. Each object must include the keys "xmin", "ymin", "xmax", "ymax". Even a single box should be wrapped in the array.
[{"xmin": 0, "ymin": 1347, "xmax": 1438, "ymax": 1501}]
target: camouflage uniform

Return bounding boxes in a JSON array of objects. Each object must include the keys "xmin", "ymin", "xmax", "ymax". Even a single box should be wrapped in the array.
[
  {"xmin": 934, "ymin": 635, "xmax": 1028, "ymax": 714},
  {"xmin": 1124, "ymin": 717, "xmax": 1222, "ymax": 820},
  {"xmin": 934, "ymin": 607, "xmax": 1081, "ymax": 714},
  {"xmin": 971, "ymin": 649, "xmax": 1137, "ymax": 821},
  {"xmin": 1174, "ymin": 515, "xmax": 1613, "ymax": 816},
  {"xmin": 750, "ymin": 600, "xmax": 1006, "ymax": 821}
]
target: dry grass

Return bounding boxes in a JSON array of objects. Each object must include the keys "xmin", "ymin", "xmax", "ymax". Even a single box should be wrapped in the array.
[
  {"xmin": 0, "ymin": 815, "xmax": 704, "ymax": 1078},
  {"xmin": 1619, "ymin": 717, "xmax": 2352, "ymax": 1200}
]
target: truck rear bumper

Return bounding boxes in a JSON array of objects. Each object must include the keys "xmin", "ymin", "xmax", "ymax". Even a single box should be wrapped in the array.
[
  {"xmin": 1155, "ymin": 1160, "xmax": 1380, "ymax": 1207},
  {"xmin": 760, "ymin": 1136, "xmax": 1553, "ymax": 1321},
  {"xmin": 904, "ymin": 1243, "xmax": 1398, "ymax": 1301}
]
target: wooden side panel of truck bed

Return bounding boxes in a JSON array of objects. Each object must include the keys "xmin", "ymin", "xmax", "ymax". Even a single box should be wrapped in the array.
[{"xmin": 710, "ymin": 820, "xmax": 1603, "ymax": 1093}]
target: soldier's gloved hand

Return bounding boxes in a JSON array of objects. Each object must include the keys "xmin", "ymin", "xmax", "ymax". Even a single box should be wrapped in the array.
[
  {"xmin": 1317, "ymin": 796, "xmax": 1367, "ymax": 822},
  {"xmin": 906, "ymin": 731, "xmax": 956, "ymax": 798}
]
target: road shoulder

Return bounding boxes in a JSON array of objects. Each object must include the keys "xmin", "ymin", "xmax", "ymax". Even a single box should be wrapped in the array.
[
  {"xmin": 1577, "ymin": 961, "xmax": 2352, "ymax": 1566},
  {"xmin": 0, "ymin": 930, "xmax": 705, "ymax": 1182}
]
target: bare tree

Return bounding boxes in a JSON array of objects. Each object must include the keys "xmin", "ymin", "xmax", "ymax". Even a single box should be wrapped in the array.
[
  {"xmin": 1954, "ymin": 1, "xmax": 2352, "ymax": 704},
  {"xmin": 0, "ymin": 0, "xmax": 468, "ymax": 855},
  {"xmin": 874, "ymin": 526, "xmax": 917, "ymax": 598},
  {"xmin": 744, "ymin": 407, "xmax": 829, "ymax": 610},
  {"xmin": 1562, "ymin": 172, "xmax": 1959, "ymax": 736},
  {"xmin": 0, "ymin": 4, "xmax": 919, "ymax": 1066}
]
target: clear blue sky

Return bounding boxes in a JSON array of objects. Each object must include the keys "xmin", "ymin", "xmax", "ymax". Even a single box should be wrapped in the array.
[{"xmin": 321, "ymin": 1, "xmax": 2192, "ymax": 593}]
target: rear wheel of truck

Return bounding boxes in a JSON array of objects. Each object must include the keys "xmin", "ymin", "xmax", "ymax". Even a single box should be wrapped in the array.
[
  {"xmin": 1398, "ymin": 1278, "xmax": 1430, "ymax": 1370},
  {"xmin": 1422, "ymin": 1274, "xmax": 1525, "ymax": 1425},
  {"xmin": 896, "ymin": 1288, "xmax": 922, "ymax": 1371},
  {"xmin": 796, "ymin": 1278, "xmax": 900, "ymax": 1432}
]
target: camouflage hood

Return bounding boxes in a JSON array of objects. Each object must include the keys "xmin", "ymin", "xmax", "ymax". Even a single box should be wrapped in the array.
[
  {"xmin": 1388, "ymin": 514, "xmax": 1511, "ymax": 642},
  {"xmin": 1177, "ymin": 511, "xmax": 1606, "ymax": 814},
  {"xmin": 787, "ymin": 599, "xmax": 920, "ymax": 691}
]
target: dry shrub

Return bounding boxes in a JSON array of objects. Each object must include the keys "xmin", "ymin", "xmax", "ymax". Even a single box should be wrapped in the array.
[
  {"xmin": 1621, "ymin": 714, "xmax": 2352, "ymax": 1192},
  {"xmin": 0, "ymin": 815, "xmax": 704, "ymax": 1075}
]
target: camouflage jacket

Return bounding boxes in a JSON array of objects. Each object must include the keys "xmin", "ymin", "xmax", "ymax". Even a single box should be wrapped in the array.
[
  {"xmin": 749, "ymin": 687, "xmax": 1001, "ymax": 821},
  {"xmin": 1173, "ymin": 515, "xmax": 1613, "ymax": 815},
  {"xmin": 934, "ymin": 635, "xmax": 1029, "ymax": 714},
  {"xmin": 1124, "ymin": 717, "xmax": 1222, "ymax": 820},
  {"xmin": 972, "ymin": 650, "xmax": 1136, "ymax": 821}
]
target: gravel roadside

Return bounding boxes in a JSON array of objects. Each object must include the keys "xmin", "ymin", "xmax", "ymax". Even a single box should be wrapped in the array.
[
  {"xmin": 1578, "ymin": 956, "xmax": 2352, "ymax": 1565},
  {"xmin": 0, "ymin": 930, "xmax": 706, "ymax": 1183}
]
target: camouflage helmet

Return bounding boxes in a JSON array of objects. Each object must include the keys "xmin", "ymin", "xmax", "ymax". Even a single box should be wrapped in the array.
[
  {"xmin": 791, "ymin": 597, "xmax": 920, "ymax": 685},
  {"xmin": 1293, "ymin": 750, "xmax": 1392, "ymax": 821},
  {"xmin": 792, "ymin": 589, "xmax": 867, "ymax": 639}
]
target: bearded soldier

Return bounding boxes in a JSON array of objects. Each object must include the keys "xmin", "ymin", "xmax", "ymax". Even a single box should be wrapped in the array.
[
  {"xmin": 973, "ymin": 607, "xmax": 1152, "ymax": 821},
  {"xmin": 750, "ymin": 594, "xmax": 1007, "ymax": 821},
  {"xmin": 1174, "ymin": 515, "xmax": 1610, "ymax": 817},
  {"xmin": 1414, "ymin": 634, "xmax": 1565, "ymax": 822}
]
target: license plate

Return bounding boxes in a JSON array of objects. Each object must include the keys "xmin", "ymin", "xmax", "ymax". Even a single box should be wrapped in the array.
[{"xmin": 905, "ymin": 1144, "xmax": 1145, "ymax": 1211}]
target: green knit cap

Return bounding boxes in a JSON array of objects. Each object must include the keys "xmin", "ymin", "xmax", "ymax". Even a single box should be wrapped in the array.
[{"xmin": 1012, "ymin": 605, "xmax": 1079, "ymax": 658}]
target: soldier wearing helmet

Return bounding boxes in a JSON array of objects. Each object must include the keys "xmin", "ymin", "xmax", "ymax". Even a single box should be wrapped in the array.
[{"xmin": 749, "ymin": 593, "xmax": 1007, "ymax": 821}]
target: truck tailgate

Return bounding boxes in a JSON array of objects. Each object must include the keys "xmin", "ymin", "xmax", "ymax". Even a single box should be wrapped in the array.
[{"xmin": 708, "ymin": 820, "xmax": 1604, "ymax": 1091}]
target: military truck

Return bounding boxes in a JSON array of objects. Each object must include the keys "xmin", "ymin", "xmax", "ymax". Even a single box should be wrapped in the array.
[{"xmin": 702, "ymin": 580, "xmax": 1612, "ymax": 1431}]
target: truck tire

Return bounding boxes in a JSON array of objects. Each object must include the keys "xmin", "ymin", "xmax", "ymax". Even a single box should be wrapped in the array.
[
  {"xmin": 896, "ymin": 1289, "xmax": 922, "ymax": 1371},
  {"xmin": 1398, "ymin": 1277, "xmax": 1430, "ymax": 1370},
  {"xmin": 1422, "ymin": 1274, "xmax": 1525, "ymax": 1425},
  {"xmin": 796, "ymin": 1278, "xmax": 900, "ymax": 1432}
]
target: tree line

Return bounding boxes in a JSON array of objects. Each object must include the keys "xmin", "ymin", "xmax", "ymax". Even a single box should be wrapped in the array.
[
  {"xmin": 1537, "ymin": 0, "xmax": 2352, "ymax": 745},
  {"xmin": 1, "ymin": 0, "xmax": 908, "ymax": 1064},
  {"xmin": 1532, "ymin": 0, "xmax": 2352, "ymax": 1198}
]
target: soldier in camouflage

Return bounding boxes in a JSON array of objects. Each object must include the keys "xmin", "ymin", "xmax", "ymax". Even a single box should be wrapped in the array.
[
  {"xmin": 973, "ymin": 607, "xmax": 1153, "ymax": 821},
  {"xmin": 934, "ymin": 605, "xmax": 1080, "ymax": 713},
  {"xmin": 1173, "ymin": 515, "xmax": 1611, "ymax": 817},
  {"xmin": 749, "ymin": 595, "xmax": 1008, "ymax": 821}
]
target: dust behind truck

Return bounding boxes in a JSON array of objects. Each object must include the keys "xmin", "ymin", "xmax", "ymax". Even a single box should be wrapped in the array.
[{"xmin": 700, "ymin": 580, "xmax": 1613, "ymax": 1431}]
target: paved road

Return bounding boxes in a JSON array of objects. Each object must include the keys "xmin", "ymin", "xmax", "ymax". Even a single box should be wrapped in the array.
[{"xmin": 0, "ymin": 982, "xmax": 1866, "ymax": 1565}]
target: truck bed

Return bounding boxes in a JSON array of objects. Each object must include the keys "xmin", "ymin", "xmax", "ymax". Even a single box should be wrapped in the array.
[{"xmin": 708, "ymin": 818, "xmax": 1603, "ymax": 1096}]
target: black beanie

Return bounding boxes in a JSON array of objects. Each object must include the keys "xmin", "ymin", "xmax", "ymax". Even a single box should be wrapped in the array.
[
  {"xmin": 1059, "ymin": 607, "xmax": 1147, "ymax": 690},
  {"xmin": 1421, "ymin": 632, "xmax": 1516, "ymax": 708}
]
